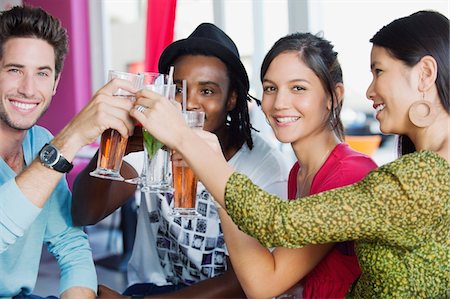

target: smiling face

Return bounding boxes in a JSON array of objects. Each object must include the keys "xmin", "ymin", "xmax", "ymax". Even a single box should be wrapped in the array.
[
  {"xmin": 172, "ymin": 55, "xmax": 236, "ymax": 136},
  {"xmin": 366, "ymin": 46, "xmax": 421, "ymax": 135},
  {"xmin": 0, "ymin": 37, "xmax": 59, "ymax": 131},
  {"xmin": 261, "ymin": 51, "xmax": 331, "ymax": 145}
]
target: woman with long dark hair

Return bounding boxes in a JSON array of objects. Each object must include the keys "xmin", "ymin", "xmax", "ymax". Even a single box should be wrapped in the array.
[{"xmin": 132, "ymin": 11, "xmax": 449, "ymax": 298}]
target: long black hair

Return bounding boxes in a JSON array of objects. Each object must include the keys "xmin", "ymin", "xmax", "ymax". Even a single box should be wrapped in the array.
[
  {"xmin": 260, "ymin": 32, "xmax": 345, "ymax": 141},
  {"xmin": 370, "ymin": 10, "xmax": 449, "ymax": 156}
]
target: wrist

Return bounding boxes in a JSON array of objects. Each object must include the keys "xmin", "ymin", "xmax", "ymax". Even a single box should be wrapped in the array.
[
  {"xmin": 174, "ymin": 126, "xmax": 195, "ymax": 152},
  {"xmin": 51, "ymin": 132, "xmax": 83, "ymax": 162}
]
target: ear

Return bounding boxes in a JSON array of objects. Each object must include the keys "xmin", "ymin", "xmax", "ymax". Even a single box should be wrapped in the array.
[
  {"xmin": 418, "ymin": 55, "xmax": 438, "ymax": 92},
  {"xmin": 52, "ymin": 74, "xmax": 61, "ymax": 96},
  {"xmin": 327, "ymin": 83, "xmax": 344, "ymax": 110},
  {"xmin": 226, "ymin": 90, "xmax": 238, "ymax": 111}
]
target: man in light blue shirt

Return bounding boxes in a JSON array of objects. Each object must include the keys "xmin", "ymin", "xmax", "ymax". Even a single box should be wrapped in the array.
[{"xmin": 0, "ymin": 6, "xmax": 138, "ymax": 298}]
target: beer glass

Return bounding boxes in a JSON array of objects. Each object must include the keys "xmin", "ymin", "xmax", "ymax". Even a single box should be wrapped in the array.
[
  {"xmin": 90, "ymin": 70, "xmax": 143, "ymax": 181},
  {"xmin": 170, "ymin": 111, "xmax": 205, "ymax": 217},
  {"xmin": 125, "ymin": 72, "xmax": 176, "ymax": 192}
]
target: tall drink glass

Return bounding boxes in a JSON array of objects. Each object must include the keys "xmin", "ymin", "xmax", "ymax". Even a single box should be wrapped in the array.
[
  {"xmin": 90, "ymin": 70, "xmax": 143, "ymax": 181},
  {"xmin": 170, "ymin": 111, "xmax": 205, "ymax": 217},
  {"xmin": 125, "ymin": 72, "xmax": 176, "ymax": 192}
]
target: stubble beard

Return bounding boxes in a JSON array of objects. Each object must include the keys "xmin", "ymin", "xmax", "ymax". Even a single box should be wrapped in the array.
[{"xmin": 0, "ymin": 102, "xmax": 50, "ymax": 131}]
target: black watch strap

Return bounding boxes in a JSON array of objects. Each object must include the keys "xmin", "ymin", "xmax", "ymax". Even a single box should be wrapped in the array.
[
  {"xmin": 39, "ymin": 143, "xmax": 74, "ymax": 173},
  {"xmin": 53, "ymin": 152, "xmax": 74, "ymax": 173}
]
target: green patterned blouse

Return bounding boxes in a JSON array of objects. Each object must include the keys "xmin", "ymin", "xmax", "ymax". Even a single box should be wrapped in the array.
[{"xmin": 225, "ymin": 150, "xmax": 449, "ymax": 298}]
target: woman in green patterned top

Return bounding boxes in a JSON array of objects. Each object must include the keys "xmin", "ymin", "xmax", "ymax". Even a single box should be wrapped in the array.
[{"xmin": 131, "ymin": 11, "xmax": 449, "ymax": 298}]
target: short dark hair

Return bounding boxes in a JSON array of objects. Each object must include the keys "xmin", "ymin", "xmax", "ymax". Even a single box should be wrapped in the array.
[
  {"xmin": 370, "ymin": 10, "xmax": 449, "ymax": 156},
  {"xmin": 0, "ymin": 5, "xmax": 68, "ymax": 78},
  {"xmin": 261, "ymin": 32, "xmax": 345, "ymax": 141}
]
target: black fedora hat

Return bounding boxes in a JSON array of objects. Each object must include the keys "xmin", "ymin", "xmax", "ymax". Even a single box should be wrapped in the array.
[{"xmin": 158, "ymin": 23, "xmax": 249, "ymax": 93}]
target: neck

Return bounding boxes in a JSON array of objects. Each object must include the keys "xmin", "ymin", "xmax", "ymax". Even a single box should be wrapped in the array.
[
  {"xmin": 215, "ymin": 126, "xmax": 243, "ymax": 161},
  {"xmin": 293, "ymin": 133, "xmax": 339, "ymax": 198},
  {"xmin": 409, "ymin": 115, "xmax": 450, "ymax": 162},
  {"xmin": 292, "ymin": 132, "xmax": 340, "ymax": 173},
  {"xmin": 0, "ymin": 124, "xmax": 27, "ymax": 172}
]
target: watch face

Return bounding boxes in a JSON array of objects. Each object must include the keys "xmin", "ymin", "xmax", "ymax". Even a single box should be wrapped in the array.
[{"xmin": 41, "ymin": 145, "xmax": 58, "ymax": 165}]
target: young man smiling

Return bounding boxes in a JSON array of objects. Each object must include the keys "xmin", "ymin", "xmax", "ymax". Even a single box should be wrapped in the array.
[{"xmin": 0, "ymin": 6, "xmax": 138, "ymax": 298}]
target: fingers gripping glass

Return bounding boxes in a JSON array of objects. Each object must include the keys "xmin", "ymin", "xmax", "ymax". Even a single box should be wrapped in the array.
[
  {"xmin": 90, "ymin": 70, "xmax": 144, "ymax": 181},
  {"xmin": 125, "ymin": 72, "xmax": 176, "ymax": 193}
]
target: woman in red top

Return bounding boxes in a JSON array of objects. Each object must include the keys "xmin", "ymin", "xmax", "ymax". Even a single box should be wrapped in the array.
[{"xmin": 214, "ymin": 33, "xmax": 377, "ymax": 298}]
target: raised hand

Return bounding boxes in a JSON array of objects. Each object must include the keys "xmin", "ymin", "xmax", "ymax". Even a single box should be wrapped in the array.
[
  {"xmin": 130, "ymin": 88, "xmax": 186, "ymax": 151},
  {"xmin": 53, "ymin": 78, "xmax": 139, "ymax": 159}
]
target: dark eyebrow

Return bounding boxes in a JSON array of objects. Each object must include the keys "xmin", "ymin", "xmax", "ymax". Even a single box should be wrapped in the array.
[
  {"xmin": 3, "ymin": 63, "xmax": 53, "ymax": 72},
  {"xmin": 370, "ymin": 61, "xmax": 380, "ymax": 70},
  {"xmin": 263, "ymin": 78, "xmax": 310, "ymax": 84},
  {"xmin": 198, "ymin": 81, "xmax": 220, "ymax": 88},
  {"xmin": 174, "ymin": 79, "xmax": 221, "ymax": 88}
]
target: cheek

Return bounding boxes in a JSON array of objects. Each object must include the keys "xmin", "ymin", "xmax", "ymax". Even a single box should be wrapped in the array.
[{"xmin": 261, "ymin": 97, "xmax": 273, "ymax": 116}]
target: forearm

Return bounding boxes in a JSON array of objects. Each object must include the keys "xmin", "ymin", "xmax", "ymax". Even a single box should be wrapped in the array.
[
  {"xmin": 219, "ymin": 210, "xmax": 275, "ymax": 298},
  {"xmin": 14, "ymin": 118, "xmax": 90, "ymax": 209},
  {"xmin": 225, "ymin": 172, "xmax": 389, "ymax": 248},
  {"xmin": 219, "ymin": 209, "xmax": 326, "ymax": 298},
  {"xmin": 61, "ymin": 287, "xmax": 96, "ymax": 299},
  {"xmin": 72, "ymin": 155, "xmax": 137, "ymax": 226},
  {"xmin": 146, "ymin": 264, "xmax": 245, "ymax": 298},
  {"xmin": 16, "ymin": 159, "xmax": 66, "ymax": 208},
  {"xmin": 175, "ymin": 129, "xmax": 233, "ymax": 207}
]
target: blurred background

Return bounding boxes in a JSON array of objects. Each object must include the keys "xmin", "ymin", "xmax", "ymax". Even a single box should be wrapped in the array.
[{"xmin": 1, "ymin": 0, "xmax": 447, "ymax": 296}]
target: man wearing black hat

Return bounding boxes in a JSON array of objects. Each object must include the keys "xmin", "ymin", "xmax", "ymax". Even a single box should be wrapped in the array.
[{"xmin": 73, "ymin": 23, "xmax": 288, "ymax": 298}]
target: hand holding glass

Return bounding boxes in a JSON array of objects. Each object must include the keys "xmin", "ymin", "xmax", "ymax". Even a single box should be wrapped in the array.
[
  {"xmin": 125, "ymin": 72, "xmax": 176, "ymax": 192},
  {"xmin": 90, "ymin": 70, "xmax": 143, "ymax": 181},
  {"xmin": 170, "ymin": 111, "xmax": 205, "ymax": 217}
]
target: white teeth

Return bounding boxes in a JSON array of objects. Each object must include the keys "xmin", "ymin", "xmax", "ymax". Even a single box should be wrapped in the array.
[
  {"xmin": 375, "ymin": 104, "xmax": 385, "ymax": 113},
  {"xmin": 11, "ymin": 101, "xmax": 37, "ymax": 110},
  {"xmin": 276, "ymin": 117, "xmax": 300, "ymax": 124}
]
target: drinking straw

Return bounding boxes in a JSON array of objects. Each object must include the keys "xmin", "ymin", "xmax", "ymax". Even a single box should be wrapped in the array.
[
  {"xmin": 182, "ymin": 79, "xmax": 187, "ymax": 113},
  {"xmin": 165, "ymin": 66, "xmax": 174, "ymax": 98}
]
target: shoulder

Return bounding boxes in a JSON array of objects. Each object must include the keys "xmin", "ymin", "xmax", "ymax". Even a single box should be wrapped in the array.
[
  {"xmin": 380, "ymin": 150, "xmax": 449, "ymax": 181},
  {"xmin": 333, "ymin": 144, "xmax": 378, "ymax": 174},
  {"xmin": 28, "ymin": 125, "xmax": 53, "ymax": 145},
  {"xmin": 314, "ymin": 144, "xmax": 378, "ymax": 192},
  {"xmin": 233, "ymin": 132, "xmax": 288, "ymax": 173},
  {"xmin": 231, "ymin": 132, "xmax": 289, "ymax": 187},
  {"xmin": 24, "ymin": 126, "xmax": 54, "ymax": 156}
]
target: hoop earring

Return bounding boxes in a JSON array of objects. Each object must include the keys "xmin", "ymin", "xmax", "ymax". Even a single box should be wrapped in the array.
[{"xmin": 408, "ymin": 93, "xmax": 437, "ymax": 128}]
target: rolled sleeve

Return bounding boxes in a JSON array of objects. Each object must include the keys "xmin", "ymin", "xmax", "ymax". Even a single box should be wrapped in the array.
[
  {"xmin": 0, "ymin": 179, "xmax": 41, "ymax": 252},
  {"xmin": 44, "ymin": 181, "xmax": 97, "ymax": 294},
  {"xmin": 57, "ymin": 229, "xmax": 97, "ymax": 294}
]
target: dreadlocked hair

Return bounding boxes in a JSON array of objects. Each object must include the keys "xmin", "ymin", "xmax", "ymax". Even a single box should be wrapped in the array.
[{"xmin": 226, "ymin": 67, "xmax": 259, "ymax": 150}]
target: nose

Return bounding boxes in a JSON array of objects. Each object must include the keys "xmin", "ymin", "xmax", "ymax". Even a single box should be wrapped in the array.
[
  {"xmin": 366, "ymin": 80, "xmax": 375, "ymax": 102},
  {"xmin": 186, "ymin": 89, "xmax": 201, "ymax": 111},
  {"xmin": 17, "ymin": 73, "xmax": 36, "ymax": 98},
  {"xmin": 273, "ymin": 88, "xmax": 291, "ymax": 110}
]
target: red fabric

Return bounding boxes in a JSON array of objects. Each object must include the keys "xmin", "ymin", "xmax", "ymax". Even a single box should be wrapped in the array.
[
  {"xmin": 287, "ymin": 143, "xmax": 377, "ymax": 298},
  {"xmin": 145, "ymin": 0, "xmax": 177, "ymax": 72}
]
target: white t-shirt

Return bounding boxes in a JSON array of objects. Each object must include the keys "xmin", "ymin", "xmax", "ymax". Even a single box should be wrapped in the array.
[{"xmin": 126, "ymin": 132, "xmax": 288, "ymax": 287}]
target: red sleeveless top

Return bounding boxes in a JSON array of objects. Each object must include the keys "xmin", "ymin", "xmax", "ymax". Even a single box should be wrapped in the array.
[{"xmin": 288, "ymin": 144, "xmax": 377, "ymax": 298}]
